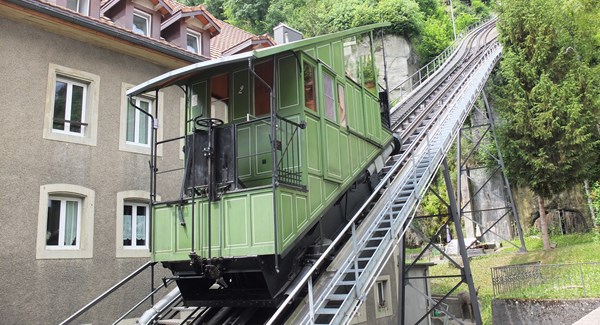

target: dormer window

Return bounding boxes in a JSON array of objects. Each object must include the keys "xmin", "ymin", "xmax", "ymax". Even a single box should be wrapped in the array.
[
  {"xmin": 66, "ymin": 0, "xmax": 89, "ymax": 15},
  {"xmin": 186, "ymin": 31, "xmax": 201, "ymax": 54},
  {"xmin": 133, "ymin": 9, "xmax": 151, "ymax": 36}
]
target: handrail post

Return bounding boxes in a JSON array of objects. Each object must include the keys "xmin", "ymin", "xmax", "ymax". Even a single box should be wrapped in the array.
[
  {"xmin": 308, "ymin": 276, "xmax": 315, "ymax": 323},
  {"xmin": 351, "ymin": 223, "xmax": 361, "ymax": 297}
]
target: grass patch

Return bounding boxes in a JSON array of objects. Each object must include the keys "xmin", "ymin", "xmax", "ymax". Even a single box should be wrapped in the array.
[{"xmin": 423, "ymin": 229, "xmax": 600, "ymax": 324}]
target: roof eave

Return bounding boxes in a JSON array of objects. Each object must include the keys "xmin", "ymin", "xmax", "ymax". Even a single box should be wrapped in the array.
[
  {"xmin": 7, "ymin": 0, "xmax": 208, "ymax": 64},
  {"xmin": 127, "ymin": 51, "xmax": 256, "ymax": 97}
]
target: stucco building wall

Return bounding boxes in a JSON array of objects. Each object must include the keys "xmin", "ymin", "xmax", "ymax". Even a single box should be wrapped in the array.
[{"xmin": 0, "ymin": 17, "xmax": 182, "ymax": 324}]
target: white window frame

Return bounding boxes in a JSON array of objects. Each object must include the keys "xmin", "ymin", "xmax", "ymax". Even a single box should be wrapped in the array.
[
  {"xmin": 116, "ymin": 191, "xmax": 160, "ymax": 258},
  {"xmin": 66, "ymin": 0, "xmax": 89, "ymax": 15},
  {"xmin": 123, "ymin": 202, "xmax": 149, "ymax": 249},
  {"xmin": 44, "ymin": 64, "xmax": 99, "ymax": 146},
  {"xmin": 46, "ymin": 196, "xmax": 82, "ymax": 249},
  {"xmin": 36, "ymin": 184, "xmax": 95, "ymax": 259},
  {"xmin": 119, "ymin": 83, "xmax": 163, "ymax": 155},
  {"xmin": 186, "ymin": 30, "xmax": 202, "ymax": 54},
  {"xmin": 133, "ymin": 9, "xmax": 152, "ymax": 36},
  {"xmin": 52, "ymin": 77, "xmax": 88, "ymax": 136},
  {"xmin": 126, "ymin": 96, "xmax": 152, "ymax": 147}
]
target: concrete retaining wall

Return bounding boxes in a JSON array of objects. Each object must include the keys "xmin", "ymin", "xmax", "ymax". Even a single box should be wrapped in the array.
[{"xmin": 492, "ymin": 298, "xmax": 600, "ymax": 324}]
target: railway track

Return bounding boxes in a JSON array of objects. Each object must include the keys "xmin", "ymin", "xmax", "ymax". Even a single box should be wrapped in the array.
[{"xmin": 143, "ymin": 20, "xmax": 500, "ymax": 325}]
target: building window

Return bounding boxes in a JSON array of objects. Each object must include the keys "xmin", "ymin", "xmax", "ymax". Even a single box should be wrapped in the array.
[
  {"xmin": 127, "ymin": 97, "xmax": 152, "ymax": 146},
  {"xmin": 187, "ymin": 32, "xmax": 201, "ymax": 54},
  {"xmin": 119, "ymin": 83, "xmax": 163, "ymax": 155},
  {"xmin": 376, "ymin": 280, "xmax": 388, "ymax": 308},
  {"xmin": 133, "ymin": 9, "xmax": 151, "ymax": 36},
  {"xmin": 323, "ymin": 73, "xmax": 336, "ymax": 122},
  {"xmin": 46, "ymin": 196, "xmax": 81, "ymax": 248},
  {"xmin": 36, "ymin": 184, "xmax": 95, "ymax": 259},
  {"xmin": 375, "ymin": 276, "xmax": 393, "ymax": 318},
  {"xmin": 44, "ymin": 64, "xmax": 99, "ymax": 146},
  {"xmin": 116, "ymin": 191, "xmax": 157, "ymax": 258},
  {"xmin": 123, "ymin": 203, "xmax": 148, "ymax": 248},
  {"xmin": 303, "ymin": 62, "xmax": 316, "ymax": 112},
  {"xmin": 66, "ymin": 0, "xmax": 89, "ymax": 15},
  {"xmin": 52, "ymin": 77, "xmax": 88, "ymax": 136}
]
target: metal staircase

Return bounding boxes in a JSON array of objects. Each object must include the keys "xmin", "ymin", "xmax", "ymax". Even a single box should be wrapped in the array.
[{"xmin": 270, "ymin": 41, "xmax": 502, "ymax": 325}]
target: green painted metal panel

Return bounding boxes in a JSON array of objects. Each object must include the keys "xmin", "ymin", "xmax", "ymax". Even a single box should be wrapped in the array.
[
  {"xmin": 304, "ymin": 48, "xmax": 316, "ymax": 59},
  {"xmin": 280, "ymin": 192, "xmax": 295, "ymax": 247},
  {"xmin": 324, "ymin": 180, "xmax": 339, "ymax": 202},
  {"xmin": 306, "ymin": 115, "xmax": 321, "ymax": 175},
  {"xmin": 255, "ymin": 123, "xmax": 272, "ymax": 175},
  {"xmin": 317, "ymin": 44, "xmax": 332, "ymax": 68},
  {"xmin": 296, "ymin": 195, "xmax": 308, "ymax": 230},
  {"xmin": 232, "ymin": 69, "xmax": 251, "ymax": 121},
  {"xmin": 364, "ymin": 94, "xmax": 375, "ymax": 140},
  {"xmin": 251, "ymin": 192, "xmax": 274, "ymax": 246},
  {"xmin": 339, "ymin": 131, "xmax": 350, "ymax": 181},
  {"xmin": 308, "ymin": 174, "xmax": 323, "ymax": 214},
  {"xmin": 349, "ymin": 135, "xmax": 360, "ymax": 174},
  {"xmin": 176, "ymin": 204, "xmax": 194, "ymax": 252},
  {"xmin": 360, "ymin": 136, "xmax": 368, "ymax": 165},
  {"xmin": 278, "ymin": 55, "xmax": 299, "ymax": 109},
  {"xmin": 237, "ymin": 126, "xmax": 252, "ymax": 178},
  {"xmin": 196, "ymin": 201, "xmax": 222, "ymax": 257},
  {"xmin": 324, "ymin": 122, "xmax": 342, "ymax": 181},
  {"xmin": 224, "ymin": 197, "xmax": 249, "ymax": 249},
  {"xmin": 331, "ymin": 41, "xmax": 344, "ymax": 76},
  {"xmin": 153, "ymin": 205, "xmax": 174, "ymax": 255},
  {"xmin": 353, "ymin": 85, "xmax": 365, "ymax": 135}
]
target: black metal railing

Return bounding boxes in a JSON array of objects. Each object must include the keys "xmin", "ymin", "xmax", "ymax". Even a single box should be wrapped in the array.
[
  {"xmin": 235, "ymin": 115, "xmax": 305, "ymax": 189},
  {"xmin": 491, "ymin": 262, "xmax": 600, "ymax": 299},
  {"xmin": 276, "ymin": 115, "xmax": 305, "ymax": 188}
]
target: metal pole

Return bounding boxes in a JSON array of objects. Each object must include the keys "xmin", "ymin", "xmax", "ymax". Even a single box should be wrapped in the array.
[
  {"xmin": 442, "ymin": 159, "xmax": 482, "ymax": 325},
  {"xmin": 449, "ymin": 0, "xmax": 457, "ymax": 40},
  {"xmin": 398, "ymin": 226, "xmax": 406, "ymax": 325},
  {"xmin": 248, "ymin": 57, "xmax": 280, "ymax": 272}
]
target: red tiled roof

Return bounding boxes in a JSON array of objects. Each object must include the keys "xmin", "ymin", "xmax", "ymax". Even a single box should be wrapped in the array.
[{"xmin": 210, "ymin": 20, "xmax": 275, "ymax": 58}]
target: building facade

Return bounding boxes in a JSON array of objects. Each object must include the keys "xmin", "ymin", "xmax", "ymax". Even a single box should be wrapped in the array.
[{"xmin": 0, "ymin": 0, "xmax": 274, "ymax": 323}]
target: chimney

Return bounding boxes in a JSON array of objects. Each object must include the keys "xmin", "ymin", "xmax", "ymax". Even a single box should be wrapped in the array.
[{"xmin": 273, "ymin": 23, "xmax": 303, "ymax": 44}]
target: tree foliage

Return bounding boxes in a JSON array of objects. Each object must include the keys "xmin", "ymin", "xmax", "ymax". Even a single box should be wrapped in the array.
[
  {"xmin": 492, "ymin": 0, "xmax": 599, "ymax": 249},
  {"xmin": 493, "ymin": 0, "xmax": 600, "ymax": 198}
]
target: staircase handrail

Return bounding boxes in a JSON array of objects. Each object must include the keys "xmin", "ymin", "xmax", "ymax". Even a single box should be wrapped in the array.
[
  {"xmin": 60, "ymin": 261, "xmax": 157, "ymax": 325},
  {"xmin": 389, "ymin": 16, "xmax": 496, "ymax": 106}
]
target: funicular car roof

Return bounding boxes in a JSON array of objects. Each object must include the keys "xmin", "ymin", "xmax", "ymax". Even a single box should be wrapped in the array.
[{"xmin": 126, "ymin": 23, "xmax": 389, "ymax": 98}]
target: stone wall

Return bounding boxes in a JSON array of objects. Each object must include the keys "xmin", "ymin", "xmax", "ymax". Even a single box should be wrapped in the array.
[
  {"xmin": 492, "ymin": 298, "xmax": 600, "ymax": 325},
  {"xmin": 373, "ymin": 35, "xmax": 419, "ymax": 103}
]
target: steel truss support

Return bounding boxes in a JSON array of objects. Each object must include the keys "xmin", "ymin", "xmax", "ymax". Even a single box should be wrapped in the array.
[
  {"xmin": 400, "ymin": 162, "xmax": 482, "ymax": 325},
  {"xmin": 457, "ymin": 90, "xmax": 526, "ymax": 252},
  {"xmin": 400, "ymin": 91, "xmax": 526, "ymax": 325}
]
